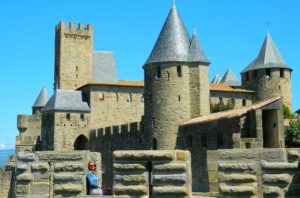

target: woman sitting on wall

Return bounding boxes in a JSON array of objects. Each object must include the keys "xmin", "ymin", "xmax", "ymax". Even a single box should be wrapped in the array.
[{"xmin": 86, "ymin": 161, "xmax": 110, "ymax": 195}]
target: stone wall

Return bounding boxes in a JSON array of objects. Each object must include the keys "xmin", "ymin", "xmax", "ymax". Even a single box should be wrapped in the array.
[
  {"xmin": 210, "ymin": 90, "xmax": 253, "ymax": 110},
  {"xmin": 207, "ymin": 148, "xmax": 300, "ymax": 197},
  {"xmin": 41, "ymin": 112, "xmax": 90, "ymax": 151},
  {"xmin": 242, "ymin": 68, "xmax": 292, "ymax": 109},
  {"xmin": 81, "ymin": 85, "xmax": 144, "ymax": 130},
  {"xmin": 54, "ymin": 22, "xmax": 93, "ymax": 90},
  {"xmin": 15, "ymin": 151, "xmax": 100, "ymax": 198},
  {"xmin": 16, "ymin": 114, "xmax": 42, "ymax": 153},
  {"xmin": 90, "ymin": 122, "xmax": 145, "ymax": 189},
  {"xmin": 0, "ymin": 170, "xmax": 14, "ymax": 198},
  {"xmin": 112, "ymin": 150, "xmax": 192, "ymax": 198}
]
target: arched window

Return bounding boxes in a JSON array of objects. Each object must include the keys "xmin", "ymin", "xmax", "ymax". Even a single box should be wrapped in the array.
[
  {"xmin": 66, "ymin": 113, "xmax": 70, "ymax": 121},
  {"xmin": 74, "ymin": 135, "xmax": 89, "ymax": 150}
]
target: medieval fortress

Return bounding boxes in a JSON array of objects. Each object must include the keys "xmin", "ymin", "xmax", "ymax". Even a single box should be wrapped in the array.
[{"xmin": 1, "ymin": 3, "xmax": 299, "ymax": 198}]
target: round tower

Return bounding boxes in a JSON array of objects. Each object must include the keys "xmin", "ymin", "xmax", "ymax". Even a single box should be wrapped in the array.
[
  {"xmin": 241, "ymin": 33, "xmax": 292, "ymax": 109},
  {"xmin": 144, "ymin": 3, "xmax": 210, "ymax": 150}
]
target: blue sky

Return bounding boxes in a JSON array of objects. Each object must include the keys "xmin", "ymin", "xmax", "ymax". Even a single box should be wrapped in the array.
[{"xmin": 0, "ymin": 0, "xmax": 299, "ymax": 149}]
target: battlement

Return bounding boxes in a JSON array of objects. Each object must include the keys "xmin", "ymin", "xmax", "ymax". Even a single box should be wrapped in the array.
[
  {"xmin": 56, "ymin": 21, "xmax": 93, "ymax": 32},
  {"xmin": 91, "ymin": 122, "xmax": 141, "ymax": 138}
]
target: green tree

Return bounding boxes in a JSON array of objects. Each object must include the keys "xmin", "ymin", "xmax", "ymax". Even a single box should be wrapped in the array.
[
  {"xmin": 285, "ymin": 120, "xmax": 300, "ymax": 147},
  {"xmin": 283, "ymin": 104, "xmax": 295, "ymax": 119}
]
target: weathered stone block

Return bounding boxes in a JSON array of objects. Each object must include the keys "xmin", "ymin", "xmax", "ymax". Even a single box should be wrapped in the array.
[
  {"xmin": 54, "ymin": 184, "xmax": 83, "ymax": 193},
  {"xmin": 113, "ymin": 150, "xmax": 174, "ymax": 161},
  {"xmin": 54, "ymin": 162, "xmax": 85, "ymax": 173},
  {"xmin": 114, "ymin": 174, "xmax": 147, "ymax": 185},
  {"xmin": 113, "ymin": 163, "xmax": 146, "ymax": 171},
  {"xmin": 37, "ymin": 152, "xmax": 84, "ymax": 161},
  {"xmin": 31, "ymin": 162, "xmax": 49, "ymax": 171},
  {"xmin": 175, "ymin": 150, "xmax": 190, "ymax": 161},
  {"xmin": 153, "ymin": 163, "xmax": 186, "ymax": 172},
  {"xmin": 208, "ymin": 171, "xmax": 218, "ymax": 182},
  {"xmin": 17, "ymin": 173, "xmax": 34, "ymax": 182},
  {"xmin": 16, "ymin": 185, "xmax": 29, "ymax": 195},
  {"xmin": 219, "ymin": 183, "xmax": 256, "ymax": 195},
  {"xmin": 152, "ymin": 186, "xmax": 188, "ymax": 195},
  {"xmin": 153, "ymin": 174, "xmax": 187, "ymax": 185},
  {"xmin": 30, "ymin": 182, "xmax": 50, "ymax": 195},
  {"xmin": 218, "ymin": 162, "xmax": 256, "ymax": 172},
  {"xmin": 17, "ymin": 152, "xmax": 36, "ymax": 162},
  {"xmin": 113, "ymin": 185, "xmax": 148, "ymax": 195},
  {"xmin": 263, "ymin": 174, "xmax": 292, "ymax": 184},
  {"xmin": 16, "ymin": 163, "xmax": 28, "ymax": 172},
  {"xmin": 54, "ymin": 173, "xmax": 83, "ymax": 183},
  {"xmin": 261, "ymin": 160, "xmax": 298, "ymax": 170},
  {"xmin": 219, "ymin": 173, "xmax": 257, "ymax": 182}
]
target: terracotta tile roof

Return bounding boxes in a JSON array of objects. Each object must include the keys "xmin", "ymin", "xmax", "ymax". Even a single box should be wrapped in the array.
[
  {"xmin": 182, "ymin": 96, "xmax": 282, "ymax": 126},
  {"xmin": 78, "ymin": 80, "xmax": 144, "ymax": 89},
  {"xmin": 209, "ymin": 83, "xmax": 254, "ymax": 93}
]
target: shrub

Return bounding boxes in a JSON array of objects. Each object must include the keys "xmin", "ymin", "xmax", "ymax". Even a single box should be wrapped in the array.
[
  {"xmin": 285, "ymin": 120, "xmax": 300, "ymax": 147},
  {"xmin": 210, "ymin": 100, "xmax": 235, "ymax": 113}
]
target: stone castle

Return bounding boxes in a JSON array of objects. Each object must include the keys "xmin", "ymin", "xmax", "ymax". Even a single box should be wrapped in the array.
[{"xmin": 2, "ymin": 3, "xmax": 299, "ymax": 198}]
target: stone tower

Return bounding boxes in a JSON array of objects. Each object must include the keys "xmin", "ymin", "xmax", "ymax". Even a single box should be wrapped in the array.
[
  {"xmin": 41, "ymin": 90, "xmax": 90, "ymax": 151},
  {"xmin": 54, "ymin": 22, "xmax": 94, "ymax": 90},
  {"xmin": 32, "ymin": 87, "xmax": 49, "ymax": 115},
  {"xmin": 144, "ymin": 3, "xmax": 210, "ymax": 150},
  {"xmin": 241, "ymin": 33, "xmax": 292, "ymax": 109}
]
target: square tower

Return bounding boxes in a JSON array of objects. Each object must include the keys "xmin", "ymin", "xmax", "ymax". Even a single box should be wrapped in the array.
[{"xmin": 54, "ymin": 22, "xmax": 94, "ymax": 90}]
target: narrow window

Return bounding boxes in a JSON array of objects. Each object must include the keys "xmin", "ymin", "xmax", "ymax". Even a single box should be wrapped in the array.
[
  {"xmin": 116, "ymin": 93, "xmax": 119, "ymax": 101},
  {"xmin": 141, "ymin": 95, "xmax": 144, "ymax": 102},
  {"xmin": 129, "ymin": 93, "xmax": 132, "ymax": 102},
  {"xmin": 242, "ymin": 99, "xmax": 247, "ymax": 106},
  {"xmin": 149, "ymin": 94, "xmax": 152, "ymax": 103},
  {"xmin": 245, "ymin": 72, "xmax": 249, "ymax": 81},
  {"xmin": 99, "ymin": 92, "xmax": 105, "ymax": 101},
  {"xmin": 279, "ymin": 85, "xmax": 281, "ymax": 90},
  {"xmin": 152, "ymin": 117, "xmax": 155, "ymax": 128},
  {"xmin": 230, "ymin": 98, "xmax": 235, "ymax": 108},
  {"xmin": 253, "ymin": 70, "xmax": 258, "ymax": 79},
  {"xmin": 178, "ymin": 95, "xmax": 181, "ymax": 102},
  {"xmin": 157, "ymin": 67, "xmax": 161, "ymax": 78},
  {"xmin": 167, "ymin": 72, "xmax": 170, "ymax": 81},
  {"xmin": 177, "ymin": 66, "xmax": 182, "ymax": 77},
  {"xmin": 280, "ymin": 68, "xmax": 284, "ymax": 78},
  {"xmin": 66, "ymin": 113, "xmax": 70, "ymax": 121},
  {"xmin": 80, "ymin": 114, "xmax": 84, "ymax": 121},
  {"xmin": 265, "ymin": 68, "xmax": 271, "ymax": 78},
  {"xmin": 153, "ymin": 138, "xmax": 157, "ymax": 150}
]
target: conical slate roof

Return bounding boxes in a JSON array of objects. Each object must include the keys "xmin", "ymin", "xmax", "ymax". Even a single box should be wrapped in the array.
[
  {"xmin": 145, "ymin": 3, "xmax": 190, "ymax": 65},
  {"xmin": 242, "ymin": 33, "xmax": 291, "ymax": 73},
  {"xmin": 42, "ymin": 90, "xmax": 90, "ymax": 112},
  {"xmin": 188, "ymin": 30, "xmax": 210, "ymax": 63},
  {"xmin": 211, "ymin": 73, "xmax": 221, "ymax": 84},
  {"xmin": 32, "ymin": 87, "xmax": 49, "ymax": 108},
  {"xmin": 220, "ymin": 67, "xmax": 241, "ymax": 87}
]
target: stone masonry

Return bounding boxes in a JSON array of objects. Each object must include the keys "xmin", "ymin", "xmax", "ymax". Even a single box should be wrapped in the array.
[{"xmin": 15, "ymin": 151, "xmax": 101, "ymax": 198}]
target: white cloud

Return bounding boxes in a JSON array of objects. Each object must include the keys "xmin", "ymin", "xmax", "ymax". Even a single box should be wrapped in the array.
[{"xmin": 0, "ymin": 144, "xmax": 5, "ymax": 149}]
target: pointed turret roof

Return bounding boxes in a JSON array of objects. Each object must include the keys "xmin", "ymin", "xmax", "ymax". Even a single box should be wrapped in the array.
[
  {"xmin": 145, "ymin": 3, "xmax": 190, "ymax": 65},
  {"xmin": 211, "ymin": 73, "xmax": 221, "ymax": 84},
  {"xmin": 188, "ymin": 30, "xmax": 210, "ymax": 63},
  {"xmin": 32, "ymin": 87, "xmax": 49, "ymax": 108},
  {"xmin": 220, "ymin": 67, "xmax": 241, "ymax": 87},
  {"xmin": 242, "ymin": 33, "xmax": 291, "ymax": 73}
]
